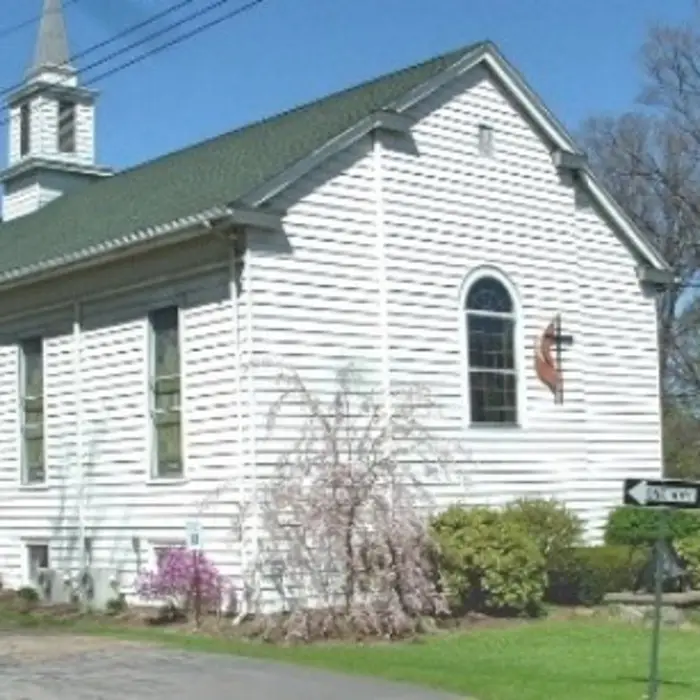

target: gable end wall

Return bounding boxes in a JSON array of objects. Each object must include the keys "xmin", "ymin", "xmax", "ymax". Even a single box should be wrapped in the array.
[{"xmin": 250, "ymin": 64, "xmax": 663, "ymax": 553}]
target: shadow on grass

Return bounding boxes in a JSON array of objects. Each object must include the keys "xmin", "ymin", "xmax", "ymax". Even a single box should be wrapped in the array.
[{"xmin": 619, "ymin": 675, "xmax": 696, "ymax": 689}]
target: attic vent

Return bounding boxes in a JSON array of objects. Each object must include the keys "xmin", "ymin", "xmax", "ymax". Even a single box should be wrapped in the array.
[{"xmin": 478, "ymin": 124, "xmax": 494, "ymax": 156}]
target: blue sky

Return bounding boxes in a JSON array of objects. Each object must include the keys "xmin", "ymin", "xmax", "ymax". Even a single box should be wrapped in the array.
[{"xmin": 0, "ymin": 0, "xmax": 696, "ymax": 171}]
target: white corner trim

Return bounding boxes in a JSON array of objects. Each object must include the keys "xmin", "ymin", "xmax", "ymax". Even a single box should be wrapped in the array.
[
  {"xmin": 372, "ymin": 133, "xmax": 391, "ymax": 412},
  {"xmin": 243, "ymin": 238, "xmax": 260, "ymax": 600},
  {"xmin": 457, "ymin": 265, "xmax": 527, "ymax": 435},
  {"xmin": 73, "ymin": 301, "xmax": 86, "ymax": 569}
]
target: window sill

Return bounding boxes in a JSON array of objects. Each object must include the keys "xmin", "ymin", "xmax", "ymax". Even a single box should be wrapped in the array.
[
  {"xmin": 18, "ymin": 483, "xmax": 49, "ymax": 492},
  {"xmin": 146, "ymin": 476, "xmax": 188, "ymax": 486},
  {"xmin": 464, "ymin": 423, "xmax": 524, "ymax": 438}
]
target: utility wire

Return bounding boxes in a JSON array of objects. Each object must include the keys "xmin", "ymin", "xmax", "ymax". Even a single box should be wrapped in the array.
[
  {"xmin": 0, "ymin": 0, "xmax": 197, "ymax": 99},
  {"xmin": 0, "ymin": 0, "xmax": 268, "ymax": 129},
  {"xmin": 83, "ymin": 0, "xmax": 267, "ymax": 87},
  {"xmin": 0, "ymin": 0, "xmax": 80, "ymax": 42}
]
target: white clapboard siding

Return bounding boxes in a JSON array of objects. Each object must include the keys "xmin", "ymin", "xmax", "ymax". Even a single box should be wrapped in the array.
[
  {"xmin": 0, "ymin": 240, "xmax": 247, "ymax": 592},
  {"xmin": 251, "ymin": 64, "xmax": 662, "ymax": 555},
  {"xmin": 0, "ymin": 59, "xmax": 663, "ymax": 601}
]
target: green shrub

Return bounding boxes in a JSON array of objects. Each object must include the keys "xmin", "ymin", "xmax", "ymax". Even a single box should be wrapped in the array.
[
  {"xmin": 16, "ymin": 586, "xmax": 39, "ymax": 603},
  {"xmin": 676, "ymin": 535, "xmax": 700, "ymax": 589},
  {"xmin": 547, "ymin": 545, "xmax": 646, "ymax": 606},
  {"xmin": 105, "ymin": 594, "xmax": 127, "ymax": 616},
  {"xmin": 502, "ymin": 497, "xmax": 583, "ymax": 570},
  {"xmin": 430, "ymin": 505, "xmax": 546, "ymax": 616},
  {"xmin": 604, "ymin": 506, "xmax": 700, "ymax": 547}
]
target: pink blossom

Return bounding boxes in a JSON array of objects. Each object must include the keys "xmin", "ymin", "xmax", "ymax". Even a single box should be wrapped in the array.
[{"xmin": 136, "ymin": 547, "xmax": 225, "ymax": 612}]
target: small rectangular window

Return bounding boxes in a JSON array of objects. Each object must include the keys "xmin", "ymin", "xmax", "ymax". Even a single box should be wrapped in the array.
[
  {"xmin": 20, "ymin": 337, "xmax": 45, "ymax": 484},
  {"xmin": 58, "ymin": 100, "xmax": 76, "ymax": 153},
  {"xmin": 149, "ymin": 306, "xmax": 183, "ymax": 479},
  {"xmin": 27, "ymin": 543, "xmax": 49, "ymax": 583},
  {"xmin": 20, "ymin": 102, "xmax": 30, "ymax": 156},
  {"xmin": 478, "ymin": 124, "xmax": 494, "ymax": 157}
]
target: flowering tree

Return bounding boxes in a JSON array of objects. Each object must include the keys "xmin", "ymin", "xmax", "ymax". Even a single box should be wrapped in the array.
[
  {"xmin": 254, "ymin": 364, "xmax": 467, "ymax": 641},
  {"xmin": 136, "ymin": 546, "xmax": 225, "ymax": 625}
]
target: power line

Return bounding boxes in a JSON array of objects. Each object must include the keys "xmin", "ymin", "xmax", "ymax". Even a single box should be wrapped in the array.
[
  {"xmin": 83, "ymin": 0, "xmax": 268, "ymax": 87},
  {"xmin": 0, "ymin": 0, "xmax": 197, "ymax": 99},
  {"xmin": 0, "ymin": 0, "xmax": 80, "ymax": 42},
  {"xmin": 0, "ymin": 0, "xmax": 268, "ymax": 129}
]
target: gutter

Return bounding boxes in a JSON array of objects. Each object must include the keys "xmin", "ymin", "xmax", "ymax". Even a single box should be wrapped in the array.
[{"xmin": 0, "ymin": 205, "xmax": 282, "ymax": 294}]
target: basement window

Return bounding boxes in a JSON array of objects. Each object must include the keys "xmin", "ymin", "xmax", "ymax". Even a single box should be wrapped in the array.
[{"xmin": 27, "ymin": 543, "xmax": 49, "ymax": 583}]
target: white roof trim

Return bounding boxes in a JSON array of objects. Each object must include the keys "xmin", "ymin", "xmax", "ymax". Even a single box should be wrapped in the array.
[
  {"xmin": 579, "ymin": 169, "xmax": 670, "ymax": 271},
  {"xmin": 391, "ymin": 43, "xmax": 669, "ymax": 272},
  {"xmin": 246, "ymin": 42, "xmax": 670, "ymax": 273},
  {"xmin": 241, "ymin": 110, "xmax": 412, "ymax": 208}
]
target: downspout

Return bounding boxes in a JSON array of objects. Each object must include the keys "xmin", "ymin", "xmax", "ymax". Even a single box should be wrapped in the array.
[
  {"xmin": 73, "ymin": 301, "xmax": 85, "ymax": 575},
  {"xmin": 229, "ymin": 234, "xmax": 247, "ymax": 624},
  {"xmin": 236, "ymin": 230, "xmax": 259, "ymax": 620},
  {"xmin": 247, "ymin": 235, "xmax": 260, "ymax": 611},
  {"xmin": 372, "ymin": 131, "xmax": 393, "ymax": 510},
  {"xmin": 372, "ymin": 131, "xmax": 391, "ymax": 415}
]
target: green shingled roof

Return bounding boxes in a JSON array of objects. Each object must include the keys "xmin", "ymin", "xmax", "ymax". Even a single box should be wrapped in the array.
[{"xmin": 0, "ymin": 42, "xmax": 483, "ymax": 280}]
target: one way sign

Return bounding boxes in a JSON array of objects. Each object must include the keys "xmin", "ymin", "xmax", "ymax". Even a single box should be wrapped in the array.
[{"xmin": 623, "ymin": 478, "xmax": 700, "ymax": 509}]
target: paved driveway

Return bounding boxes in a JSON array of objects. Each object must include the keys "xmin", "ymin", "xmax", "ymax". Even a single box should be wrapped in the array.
[{"xmin": 0, "ymin": 635, "xmax": 465, "ymax": 700}]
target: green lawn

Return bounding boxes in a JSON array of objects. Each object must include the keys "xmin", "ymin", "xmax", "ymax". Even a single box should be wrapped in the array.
[{"xmin": 3, "ymin": 614, "xmax": 700, "ymax": 699}]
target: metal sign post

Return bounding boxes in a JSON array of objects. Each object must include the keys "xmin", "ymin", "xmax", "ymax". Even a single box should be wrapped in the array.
[
  {"xmin": 622, "ymin": 478, "xmax": 700, "ymax": 700},
  {"xmin": 185, "ymin": 520, "xmax": 203, "ymax": 628},
  {"xmin": 647, "ymin": 508, "xmax": 668, "ymax": 700}
]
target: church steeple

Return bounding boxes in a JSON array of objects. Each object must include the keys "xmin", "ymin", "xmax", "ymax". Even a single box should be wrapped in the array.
[
  {"xmin": 0, "ymin": 0, "xmax": 112, "ymax": 222},
  {"xmin": 29, "ymin": 0, "xmax": 74, "ymax": 78}
]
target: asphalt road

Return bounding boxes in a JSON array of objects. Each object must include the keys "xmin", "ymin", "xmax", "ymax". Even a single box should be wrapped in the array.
[{"xmin": 0, "ymin": 636, "xmax": 465, "ymax": 700}]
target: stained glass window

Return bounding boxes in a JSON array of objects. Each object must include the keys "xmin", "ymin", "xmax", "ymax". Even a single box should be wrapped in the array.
[
  {"xmin": 20, "ymin": 337, "xmax": 45, "ymax": 483},
  {"xmin": 149, "ymin": 306, "xmax": 182, "ymax": 478},
  {"xmin": 465, "ymin": 277, "xmax": 517, "ymax": 424}
]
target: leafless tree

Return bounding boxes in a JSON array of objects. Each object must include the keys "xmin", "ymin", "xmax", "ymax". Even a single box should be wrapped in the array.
[
  {"xmin": 580, "ymin": 9, "xmax": 700, "ymax": 406},
  {"xmin": 251, "ymin": 364, "xmax": 468, "ymax": 642}
]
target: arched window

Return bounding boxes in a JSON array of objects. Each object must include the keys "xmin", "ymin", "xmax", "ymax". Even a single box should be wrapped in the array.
[{"xmin": 465, "ymin": 275, "xmax": 517, "ymax": 425}]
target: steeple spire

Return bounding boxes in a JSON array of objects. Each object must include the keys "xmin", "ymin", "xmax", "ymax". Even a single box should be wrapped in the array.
[{"xmin": 29, "ymin": 0, "xmax": 73, "ymax": 76}]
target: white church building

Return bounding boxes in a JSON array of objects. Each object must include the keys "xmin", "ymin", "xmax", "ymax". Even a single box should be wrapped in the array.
[{"xmin": 0, "ymin": 1, "xmax": 670, "ymax": 605}]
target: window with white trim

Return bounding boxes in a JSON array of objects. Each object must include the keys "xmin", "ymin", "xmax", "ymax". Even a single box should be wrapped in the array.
[
  {"xmin": 465, "ymin": 276, "xmax": 517, "ymax": 425},
  {"xmin": 19, "ymin": 337, "xmax": 45, "ymax": 484},
  {"xmin": 26, "ymin": 542, "xmax": 49, "ymax": 584},
  {"xmin": 148, "ymin": 306, "xmax": 183, "ymax": 479}
]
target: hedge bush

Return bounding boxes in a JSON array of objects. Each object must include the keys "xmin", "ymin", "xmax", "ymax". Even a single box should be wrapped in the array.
[
  {"xmin": 430, "ymin": 505, "xmax": 546, "ymax": 616},
  {"xmin": 604, "ymin": 506, "xmax": 700, "ymax": 547},
  {"xmin": 675, "ymin": 534, "xmax": 700, "ymax": 589},
  {"xmin": 502, "ymin": 497, "xmax": 584, "ymax": 570},
  {"xmin": 547, "ymin": 544, "xmax": 646, "ymax": 606}
]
